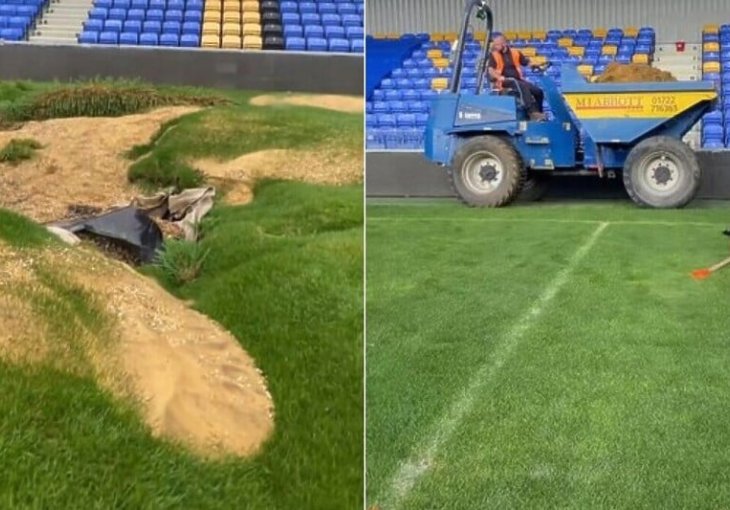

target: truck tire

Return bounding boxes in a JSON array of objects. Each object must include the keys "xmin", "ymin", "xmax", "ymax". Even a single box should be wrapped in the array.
[
  {"xmin": 517, "ymin": 172, "xmax": 550, "ymax": 202},
  {"xmin": 623, "ymin": 136, "xmax": 700, "ymax": 208},
  {"xmin": 449, "ymin": 136, "xmax": 525, "ymax": 207}
]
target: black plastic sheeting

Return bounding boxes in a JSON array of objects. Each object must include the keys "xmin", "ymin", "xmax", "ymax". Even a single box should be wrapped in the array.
[{"xmin": 62, "ymin": 206, "xmax": 164, "ymax": 263}]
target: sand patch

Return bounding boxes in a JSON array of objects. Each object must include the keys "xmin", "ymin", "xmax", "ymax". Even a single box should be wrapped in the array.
[
  {"xmin": 250, "ymin": 93, "xmax": 363, "ymax": 113},
  {"xmin": 0, "ymin": 243, "xmax": 273, "ymax": 458},
  {"xmin": 0, "ymin": 106, "xmax": 200, "ymax": 223},
  {"xmin": 595, "ymin": 63, "xmax": 677, "ymax": 83},
  {"xmin": 193, "ymin": 148, "xmax": 362, "ymax": 205}
]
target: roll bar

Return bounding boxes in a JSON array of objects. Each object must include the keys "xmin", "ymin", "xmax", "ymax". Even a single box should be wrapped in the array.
[{"xmin": 450, "ymin": 0, "xmax": 493, "ymax": 95}]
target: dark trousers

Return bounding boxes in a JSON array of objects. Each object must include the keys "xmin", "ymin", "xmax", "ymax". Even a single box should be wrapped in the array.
[{"xmin": 503, "ymin": 78, "xmax": 544, "ymax": 114}]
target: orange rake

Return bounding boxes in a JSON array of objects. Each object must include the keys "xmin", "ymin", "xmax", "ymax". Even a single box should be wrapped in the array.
[{"xmin": 691, "ymin": 254, "xmax": 730, "ymax": 280}]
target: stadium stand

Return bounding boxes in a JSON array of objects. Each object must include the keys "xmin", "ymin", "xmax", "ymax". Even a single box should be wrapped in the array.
[
  {"xmin": 700, "ymin": 23, "xmax": 730, "ymax": 149},
  {"xmin": 74, "ymin": 0, "xmax": 363, "ymax": 51},
  {"xmin": 366, "ymin": 28, "xmax": 659, "ymax": 150},
  {"xmin": 0, "ymin": 0, "xmax": 46, "ymax": 41}
]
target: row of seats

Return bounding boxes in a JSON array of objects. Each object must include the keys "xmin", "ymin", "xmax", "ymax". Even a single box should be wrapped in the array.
[
  {"xmin": 281, "ymin": 0, "xmax": 361, "ymax": 52},
  {"xmin": 701, "ymin": 24, "xmax": 730, "ymax": 149},
  {"xmin": 0, "ymin": 0, "xmax": 45, "ymax": 40}
]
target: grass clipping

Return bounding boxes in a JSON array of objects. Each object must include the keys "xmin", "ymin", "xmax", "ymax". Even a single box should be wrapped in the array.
[
  {"xmin": 0, "ymin": 243, "xmax": 274, "ymax": 459},
  {"xmin": 594, "ymin": 63, "xmax": 677, "ymax": 83}
]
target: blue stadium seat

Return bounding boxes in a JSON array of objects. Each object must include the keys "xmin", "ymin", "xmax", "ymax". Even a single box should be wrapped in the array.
[
  {"xmin": 160, "ymin": 32, "xmax": 178, "ymax": 45},
  {"xmin": 0, "ymin": 6, "xmax": 15, "ymax": 16},
  {"xmin": 149, "ymin": 0, "xmax": 165, "ymax": 8},
  {"xmin": 324, "ymin": 25, "xmax": 344, "ymax": 39},
  {"xmin": 338, "ymin": 3, "xmax": 356, "ymax": 15},
  {"xmin": 181, "ymin": 21, "xmax": 199, "ymax": 34},
  {"xmin": 89, "ymin": 7, "xmax": 107, "ymax": 20},
  {"xmin": 139, "ymin": 32, "xmax": 158, "ymax": 45},
  {"xmin": 407, "ymin": 100, "xmax": 427, "ymax": 113},
  {"xmin": 143, "ymin": 20, "xmax": 161, "ymax": 33},
  {"xmin": 124, "ymin": 20, "xmax": 142, "ymax": 32},
  {"xmin": 304, "ymin": 24, "xmax": 323, "ymax": 38},
  {"xmin": 105, "ymin": 19, "xmax": 123, "ymax": 32},
  {"xmin": 346, "ymin": 26, "xmax": 363, "ymax": 40},
  {"xmin": 130, "ymin": 0, "xmax": 147, "ymax": 8},
  {"xmin": 285, "ymin": 36, "xmax": 305, "ymax": 50},
  {"xmin": 282, "ymin": 12, "xmax": 300, "ymax": 24},
  {"xmin": 328, "ymin": 37, "xmax": 348, "ymax": 52},
  {"xmin": 415, "ymin": 112, "xmax": 429, "ymax": 126},
  {"xmin": 180, "ymin": 33, "xmax": 199, "ymax": 46},
  {"xmin": 127, "ymin": 9, "xmax": 144, "ymax": 21},
  {"xmin": 163, "ymin": 21, "xmax": 180, "ymax": 33},
  {"xmin": 146, "ymin": 9, "xmax": 164, "ymax": 21},
  {"xmin": 342, "ymin": 13, "xmax": 359, "ymax": 26},
  {"xmin": 165, "ymin": 10, "xmax": 182, "ymax": 22},
  {"xmin": 371, "ymin": 90, "xmax": 385, "ymax": 101},
  {"xmin": 283, "ymin": 24, "xmax": 303, "ymax": 37},
  {"xmin": 280, "ymin": 1, "xmax": 297, "ymax": 13},
  {"xmin": 405, "ymin": 68, "xmax": 422, "ymax": 79},
  {"xmin": 377, "ymin": 113, "xmax": 396, "ymax": 127},
  {"xmin": 365, "ymin": 113, "xmax": 377, "ymax": 128},
  {"xmin": 183, "ymin": 10, "xmax": 201, "ymax": 22},
  {"xmin": 299, "ymin": 1, "xmax": 316, "ymax": 14},
  {"xmin": 119, "ymin": 32, "xmax": 138, "ymax": 44},
  {"xmin": 99, "ymin": 31, "xmax": 119, "ymax": 43},
  {"xmin": 384, "ymin": 89, "xmax": 401, "ymax": 101},
  {"xmin": 321, "ymin": 13, "xmax": 340, "ymax": 26},
  {"xmin": 78, "ymin": 30, "xmax": 99, "ymax": 43},
  {"xmin": 108, "ymin": 8, "xmax": 126, "ymax": 20},
  {"xmin": 396, "ymin": 113, "xmax": 416, "ymax": 128},
  {"xmin": 306, "ymin": 37, "xmax": 327, "ymax": 51},
  {"xmin": 372, "ymin": 101, "xmax": 389, "ymax": 113},
  {"xmin": 318, "ymin": 2, "xmax": 336, "ymax": 14},
  {"xmin": 389, "ymin": 100, "xmax": 407, "ymax": 113},
  {"xmin": 401, "ymin": 89, "xmax": 419, "ymax": 101},
  {"xmin": 167, "ymin": 0, "xmax": 184, "ymax": 10},
  {"xmin": 16, "ymin": 5, "xmax": 35, "ymax": 17},
  {"xmin": 84, "ymin": 18, "xmax": 103, "ymax": 31}
]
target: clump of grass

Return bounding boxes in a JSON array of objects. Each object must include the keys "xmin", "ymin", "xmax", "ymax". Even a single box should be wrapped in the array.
[
  {"xmin": 0, "ymin": 209, "xmax": 52, "ymax": 248},
  {"xmin": 127, "ymin": 151, "xmax": 204, "ymax": 190},
  {"xmin": 1, "ymin": 82, "xmax": 230, "ymax": 122},
  {"xmin": 153, "ymin": 239, "xmax": 210, "ymax": 285},
  {"xmin": 0, "ymin": 138, "xmax": 42, "ymax": 165}
]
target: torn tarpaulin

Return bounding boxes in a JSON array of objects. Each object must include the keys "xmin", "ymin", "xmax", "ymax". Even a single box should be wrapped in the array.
[
  {"xmin": 133, "ymin": 187, "xmax": 215, "ymax": 241},
  {"xmin": 51, "ymin": 206, "xmax": 164, "ymax": 264}
]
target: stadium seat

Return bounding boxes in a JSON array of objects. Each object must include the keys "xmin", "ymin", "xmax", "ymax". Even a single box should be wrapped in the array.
[
  {"xmin": 140, "ymin": 32, "xmax": 159, "ymax": 45},
  {"xmin": 78, "ymin": 31, "xmax": 99, "ymax": 43},
  {"xmin": 285, "ymin": 36, "xmax": 305, "ymax": 50},
  {"xmin": 99, "ymin": 31, "xmax": 119, "ymax": 43},
  {"xmin": 119, "ymin": 32, "xmax": 139, "ymax": 44}
]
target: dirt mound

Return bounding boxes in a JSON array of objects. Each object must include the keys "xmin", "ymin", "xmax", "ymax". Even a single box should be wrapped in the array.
[
  {"xmin": 0, "ymin": 106, "xmax": 200, "ymax": 223},
  {"xmin": 192, "ymin": 148, "xmax": 362, "ymax": 205},
  {"xmin": 0, "ymin": 243, "xmax": 274, "ymax": 458},
  {"xmin": 250, "ymin": 94, "xmax": 362, "ymax": 113},
  {"xmin": 595, "ymin": 63, "xmax": 677, "ymax": 83}
]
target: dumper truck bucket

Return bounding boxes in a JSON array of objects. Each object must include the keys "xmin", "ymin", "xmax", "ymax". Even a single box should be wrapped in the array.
[{"xmin": 559, "ymin": 64, "xmax": 718, "ymax": 145}]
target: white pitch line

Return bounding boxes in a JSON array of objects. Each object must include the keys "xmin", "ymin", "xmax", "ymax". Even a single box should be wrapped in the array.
[
  {"xmin": 375, "ymin": 221, "xmax": 610, "ymax": 510},
  {"xmin": 368, "ymin": 217, "xmax": 727, "ymax": 227}
]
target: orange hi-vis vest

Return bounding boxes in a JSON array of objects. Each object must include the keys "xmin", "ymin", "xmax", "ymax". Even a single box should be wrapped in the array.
[{"xmin": 491, "ymin": 48, "xmax": 524, "ymax": 88}]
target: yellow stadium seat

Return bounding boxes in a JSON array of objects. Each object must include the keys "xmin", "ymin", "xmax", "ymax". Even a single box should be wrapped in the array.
[
  {"xmin": 426, "ymin": 49, "xmax": 442, "ymax": 58},
  {"xmin": 474, "ymin": 31, "xmax": 486, "ymax": 41},
  {"xmin": 531, "ymin": 55, "xmax": 546, "ymax": 65},
  {"xmin": 432, "ymin": 77, "xmax": 448, "ymax": 90},
  {"xmin": 632, "ymin": 54, "xmax": 649, "ymax": 64},
  {"xmin": 593, "ymin": 28, "xmax": 607, "ymax": 38},
  {"xmin": 223, "ymin": 11, "xmax": 240, "ymax": 23},
  {"xmin": 202, "ymin": 21, "xmax": 220, "ymax": 35},
  {"xmin": 521, "ymin": 47, "xmax": 536, "ymax": 57},
  {"xmin": 432, "ymin": 57, "xmax": 449, "ymax": 68},
  {"xmin": 373, "ymin": 32, "xmax": 386, "ymax": 39},
  {"xmin": 243, "ymin": 22, "xmax": 261, "ymax": 36},
  {"xmin": 704, "ymin": 24, "xmax": 719, "ymax": 34},
  {"xmin": 444, "ymin": 32, "xmax": 458, "ymax": 42},
  {"xmin": 577, "ymin": 64, "xmax": 593, "ymax": 76},
  {"xmin": 221, "ymin": 35, "xmax": 241, "ymax": 49},
  {"xmin": 203, "ymin": 10, "xmax": 220, "ymax": 22},
  {"xmin": 624, "ymin": 26, "xmax": 638, "ymax": 37},
  {"xmin": 430, "ymin": 32, "xmax": 445, "ymax": 41},
  {"xmin": 704, "ymin": 42, "xmax": 720, "ymax": 52},
  {"xmin": 201, "ymin": 34, "xmax": 220, "ymax": 47},
  {"xmin": 532, "ymin": 30, "xmax": 546, "ymax": 40},
  {"xmin": 242, "ymin": 0, "xmax": 258, "ymax": 11},
  {"xmin": 503, "ymin": 31, "xmax": 516, "ymax": 41},
  {"xmin": 222, "ymin": 0, "xmax": 239, "ymax": 11},
  {"xmin": 568, "ymin": 46, "xmax": 585, "ymax": 57},
  {"xmin": 703, "ymin": 61, "xmax": 721, "ymax": 73},
  {"xmin": 602, "ymin": 45, "xmax": 617, "ymax": 55},
  {"xmin": 222, "ymin": 22, "xmax": 240, "ymax": 36},
  {"xmin": 205, "ymin": 1, "xmax": 221, "ymax": 12},
  {"xmin": 243, "ymin": 35, "xmax": 262, "ymax": 49},
  {"xmin": 243, "ymin": 11, "xmax": 260, "ymax": 23},
  {"xmin": 558, "ymin": 37, "xmax": 572, "ymax": 47},
  {"xmin": 517, "ymin": 31, "xmax": 531, "ymax": 40},
  {"xmin": 386, "ymin": 33, "xmax": 399, "ymax": 39}
]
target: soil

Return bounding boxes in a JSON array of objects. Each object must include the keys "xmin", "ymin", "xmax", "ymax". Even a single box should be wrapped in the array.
[
  {"xmin": 249, "ymin": 93, "xmax": 363, "ymax": 113},
  {"xmin": 0, "ymin": 242, "xmax": 274, "ymax": 458},
  {"xmin": 0, "ymin": 106, "xmax": 200, "ymax": 223},
  {"xmin": 192, "ymin": 148, "xmax": 362, "ymax": 205},
  {"xmin": 595, "ymin": 63, "xmax": 677, "ymax": 83}
]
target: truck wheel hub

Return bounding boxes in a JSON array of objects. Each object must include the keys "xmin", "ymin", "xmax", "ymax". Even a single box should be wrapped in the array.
[
  {"xmin": 462, "ymin": 152, "xmax": 505, "ymax": 194},
  {"xmin": 479, "ymin": 163, "xmax": 499, "ymax": 183},
  {"xmin": 643, "ymin": 154, "xmax": 680, "ymax": 192}
]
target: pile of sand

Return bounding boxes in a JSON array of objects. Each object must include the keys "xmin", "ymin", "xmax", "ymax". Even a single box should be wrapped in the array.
[
  {"xmin": 0, "ymin": 242, "xmax": 274, "ymax": 458},
  {"xmin": 594, "ymin": 63, "xmax": 677, "ymax": 83},
  {"xmin": 192, "ymin": 147, "xmax": 362, "ymax": 205},
  {"xmin": 250, "ymin": 93, "xmax": 363, "ymax": 113},
  {"xmin": 0, "ymin": 106, "xmax": 201, "ymax": 223}
]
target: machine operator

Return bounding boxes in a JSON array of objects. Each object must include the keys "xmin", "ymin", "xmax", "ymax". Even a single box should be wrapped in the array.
[{"xmin": 487, "ymin": 35, "xmax": 546, "ymax": 121}]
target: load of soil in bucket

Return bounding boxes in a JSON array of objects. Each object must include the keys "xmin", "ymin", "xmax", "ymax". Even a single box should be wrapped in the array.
[{"xmin": 594, "ymin": 63, "xmax": 677, "ymax": 83}]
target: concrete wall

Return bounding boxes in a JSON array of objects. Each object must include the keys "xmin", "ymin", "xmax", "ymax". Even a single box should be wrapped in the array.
[
  {"xmin": 366, "ymin": 151, "xmax": 730, "ymax": 200},
  {"xmin": 0, "ymin": 42, "xmax": 363, "ymax": 95},
  {"xmin": 368, "ymin": 0, "xmax": 729, "ymax": 42}
]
